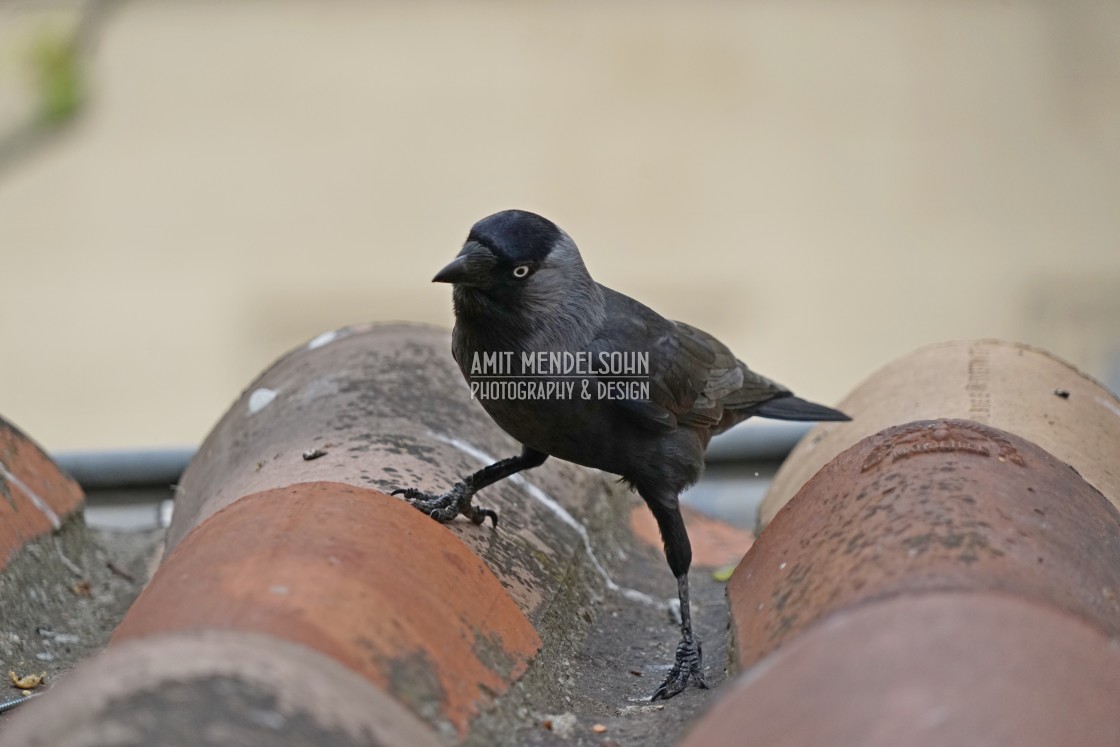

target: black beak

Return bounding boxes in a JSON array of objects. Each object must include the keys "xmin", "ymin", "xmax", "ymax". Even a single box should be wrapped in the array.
[
  {"xmin": 433, "ymin": 244, "xmax": 493, "ymax": 285},
  {"xmin": 432, "ymin": 255, "xmax": 471, "ymax": 284}
]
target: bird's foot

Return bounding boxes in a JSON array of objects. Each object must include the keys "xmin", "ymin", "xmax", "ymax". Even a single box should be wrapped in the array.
[
  {"xmin": 650, "ymin": 632, "xmax": 707, "ymax": 701},
  {"xmin": 390, "ymin": 484, "xmax": 498, "ymax": 527}
]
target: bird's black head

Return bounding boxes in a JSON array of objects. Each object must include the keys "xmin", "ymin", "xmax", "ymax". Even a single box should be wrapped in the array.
[
  {"xmin": 435, "ymin": 209, "xmax": 606, "ymax": 345},
  {"xmin": 433, "ymin": 210, "xmax": 592, "ymax": 313},
  {"xmin": 467, "ymin": 209, "xmax": 562, "ymax": 266}
]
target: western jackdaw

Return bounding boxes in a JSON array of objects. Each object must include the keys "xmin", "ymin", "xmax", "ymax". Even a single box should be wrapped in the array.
[{"xmin": 393, "ymin": 209, "xmax": 850, "ymax": 700}]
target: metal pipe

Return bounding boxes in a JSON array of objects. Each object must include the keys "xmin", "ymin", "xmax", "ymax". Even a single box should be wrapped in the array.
[
  {"xmin": 53, "ymin": 447, "xmax": 194, "ymax": 490},
  {"xmin": 49, "ymin": 424, "xmax": 801, "ymax": 498},
  {"xmin": 704, "ymin": 420, "xmax": 810, "ymax": 463}
]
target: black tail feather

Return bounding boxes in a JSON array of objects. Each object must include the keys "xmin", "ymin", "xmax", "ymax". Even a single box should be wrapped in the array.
[{"xmin": 752, "ymin": 395, "xmax": 851, "ymax": 423}]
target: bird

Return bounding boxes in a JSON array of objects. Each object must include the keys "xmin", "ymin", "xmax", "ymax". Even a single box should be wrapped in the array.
[{"xmin": 393, "ymin": 209, "xmax": 850, "ymax": 701}]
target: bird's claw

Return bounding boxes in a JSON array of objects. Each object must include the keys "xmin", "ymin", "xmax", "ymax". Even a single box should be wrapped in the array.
[
  {"xmin": 390, "ymin": 486, "xmax": 462, "ymax": 523},
  {"xmin": 390, "ymin": 486, "xmax": 499, "ymax": 527},
  {"xmin": 650, "ymin": 633, "xmax": 707, "ymax": 701},
  {"xmin": 464, "ymin": 505, "xmax": 499, "ymax": 526}
]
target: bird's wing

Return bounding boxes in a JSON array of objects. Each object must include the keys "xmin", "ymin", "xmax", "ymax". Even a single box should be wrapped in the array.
[
  {"xmin": 674, "ymin": 323, "xmax": 790, "ymax": 412},
  {"xmin": 588, "ymin": 290, "xmax": 787, "ymax": 433},
  {"xmin": 671, "ymin": 322, "xmax": 790, "ymax": 427},
  {"xmin": 584, "ymin": 292, "xmax": 701, "ymax": 432}
]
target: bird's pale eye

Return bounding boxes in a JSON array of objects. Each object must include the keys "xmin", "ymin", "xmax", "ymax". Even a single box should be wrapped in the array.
[{"xmin": 512, "ymin": 265, "xmax": 530, "ymax": 279}]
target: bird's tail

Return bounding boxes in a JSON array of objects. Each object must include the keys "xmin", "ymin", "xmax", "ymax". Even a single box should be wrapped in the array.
[{"xmin": 752, "ymin": 395, "xmax": 851, "ymax": 422}]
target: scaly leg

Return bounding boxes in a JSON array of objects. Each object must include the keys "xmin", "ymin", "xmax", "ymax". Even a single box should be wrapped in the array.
[
  {"xmin": 642, "ymin": 494, "xmax": 709, "ymax": 701},
  {"xmin": 651, "ymin": 573, "xmax": 707, "ymax": 701},
  {"xmin": 392, "ymin": 446, "xmax": 547, "ymax": 526}
]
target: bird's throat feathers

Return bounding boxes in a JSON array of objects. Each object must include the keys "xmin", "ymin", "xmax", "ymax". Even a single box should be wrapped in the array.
[{"xmin": 452, "ymin": 278, "xmax": 606, "ymax": 354}]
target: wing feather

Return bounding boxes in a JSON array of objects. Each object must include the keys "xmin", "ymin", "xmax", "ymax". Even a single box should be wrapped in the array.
[{"xmin": 589, "ymin": 289, "xmax": 788, "ymax": 434}]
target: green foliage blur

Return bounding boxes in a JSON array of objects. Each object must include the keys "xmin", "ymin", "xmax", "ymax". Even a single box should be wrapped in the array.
[{"xmin": 30, "ymin": 24, "xmax": 83, "ymax": 125}]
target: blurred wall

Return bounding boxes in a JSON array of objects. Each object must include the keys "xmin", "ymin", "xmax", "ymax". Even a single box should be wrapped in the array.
[{"xmin": 1, "ymin": 0, "xmax": 1118, "ymax": 451}]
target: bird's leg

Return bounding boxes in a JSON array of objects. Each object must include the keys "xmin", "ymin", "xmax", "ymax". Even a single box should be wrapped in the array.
[
  {"xmin": 641, "ymin": 495, "xmax": 709, "ymax": 701},
  {"xmin": 391, "ymin": 446, "xmax": 547, "ymax": 527},
  {"xmin": 651, "ymin": 573, "xmax": 708, "ymax": 701}
]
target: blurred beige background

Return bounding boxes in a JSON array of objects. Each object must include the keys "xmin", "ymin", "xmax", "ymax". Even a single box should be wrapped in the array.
[{"xmin": 1, "ymin": 0, "xmax": 1118, "ymax": 452}]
